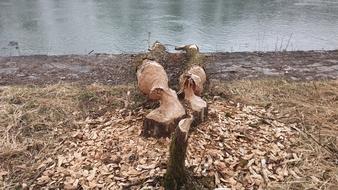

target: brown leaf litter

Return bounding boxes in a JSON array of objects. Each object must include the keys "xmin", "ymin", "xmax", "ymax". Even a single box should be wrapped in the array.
[
  {"xmin": 2, "ymin": 80, "xmax": 338, "ymax": 189},
  {"xmin": 4, "ymin": 100, "xmax": 300, "ymax": 189}
]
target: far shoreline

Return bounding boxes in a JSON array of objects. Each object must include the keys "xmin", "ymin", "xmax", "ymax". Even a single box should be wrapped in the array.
[
  {"xmin": 1, "ymin": 48, "xmax": 338, "ymax": 58},
  {"xmin": 0, "ymin": 49, "xmax": 337, "ymax": 86}
]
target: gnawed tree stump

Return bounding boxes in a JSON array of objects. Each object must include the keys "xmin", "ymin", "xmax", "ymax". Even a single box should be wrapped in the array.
[
  {"xmin": 180, "ymin": 69, "xmax": 208, "ymax": 127},
  {"xmin": 176, "ymin": 44, "xmax": 208, "ymax": 126},
  {"xmin": 137, "ymin": 59, "xmax": 186, "ymax": 137},
  {"xmin": 164, "ymin": 117, "xmax": 193, "ymax": 189},
  {"xmin": 146, "ymin": 41, "xmax": 169, "ymax": 64},
  {"xmin": 146, "ymin": 41, "xmax": 184, "ymax": 87},
  {"xmin": 133, "ymin": 41, "xmax": 169, "ymax": 73},
  {"xmin": 175, "ymin": 44, "xmax": 205, "ymax": 69}
]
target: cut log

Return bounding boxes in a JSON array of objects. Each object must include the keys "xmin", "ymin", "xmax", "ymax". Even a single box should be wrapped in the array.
[
  {"xmin": 176, "ymin": 44, "xmax": 208, "ymax": 126},
  {"xmin": 175, "ymin": 44, "xmax": 200, "ymax": 60},
  {"xmin": 147, "ymin": 41, "xmax": 169, "ymax": 64},
  {"xmin": 133, "ymin": 41, "xmax": 169, "ymax": 74},
  {"xmin": 137, "ymin": 59, "xmax": 186, "ymax": 137},
  {"xmin": 175, "ymin": 44, "xmax": 205, "ymax": 69},
  {"xmin": 164, "ymin": 117, "xmax": 193, "ymax": 189},
  {"xmin": 149, "ymin": 41, "xmax": 166, "ymax": 52}
]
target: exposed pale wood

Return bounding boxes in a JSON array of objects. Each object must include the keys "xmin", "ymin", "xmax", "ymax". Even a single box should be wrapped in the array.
[
  {"xmin": 175, "ymin": 44, "xmax": 200, "ymax": 60},
  {"xmin": 179, "ymin": 65, "xmax": 206, "ymax": 96},
  {"xmin": 175, "ymin": 44, "xmax": 205, "ymax": 69},
  {"xmin": 142, "ymin": 88, "xmax": 186, "ymax": 137},
  {"xmin": 164, "ymin": 117, "xmax": 193, "ymax": 189},
  {"xmin": 137, "ymin": 59, "xmax": 185, "ymax": 137},
  {"xmin": 176, "ymin": 44, "xmax": 208, "ymax": 126},
  {"xmin": 182, "ymin": 74, "xmax": 208, "ymax": 126},
  {"xmin": 137, "ymin": 59, "xmax": 169, "ymax": 100}
]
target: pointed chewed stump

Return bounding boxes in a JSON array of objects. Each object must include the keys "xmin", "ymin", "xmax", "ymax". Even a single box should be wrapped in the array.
[
  {"xmin": 137, "ymin": 59, "xmax": 186, "ymax": 137},
  {"xmin": 180, "ymin": 68, "xmax": 208, "ymax": 127},
  {"xmin": 176, "ymin": 44, "xmax": 208, "ymax": 126},
  {"xmin": 164, "ymin": 117, "xmax": 193, "ymax": 189}
]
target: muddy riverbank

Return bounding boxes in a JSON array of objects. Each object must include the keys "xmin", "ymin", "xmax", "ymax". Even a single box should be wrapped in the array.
[{"xmin": 0, "ymin": 50, "xmax": 338, "ymax": 86}]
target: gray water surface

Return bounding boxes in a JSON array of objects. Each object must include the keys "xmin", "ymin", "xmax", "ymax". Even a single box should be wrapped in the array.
[{"xmin": 1, "ymin": 0, "xmax": 338, "ymax": 56}]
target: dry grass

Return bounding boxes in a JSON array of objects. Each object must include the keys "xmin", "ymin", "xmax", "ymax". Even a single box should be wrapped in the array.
[
  {"xmin": 0, "ymin": 79, "xmax": 337, "ymax": 189},
  {"xmin": 0, "ymin": 83, "xmax": 136, "ymax": 188},
  {"xmin": 210, "ymin": 79, "xmax": 338, "ymax": 189}
]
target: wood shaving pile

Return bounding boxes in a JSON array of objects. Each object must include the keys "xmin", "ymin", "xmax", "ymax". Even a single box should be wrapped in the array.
[{"xmin": 30, "ymin": 100, "xmax": 299, "ymax": 189}]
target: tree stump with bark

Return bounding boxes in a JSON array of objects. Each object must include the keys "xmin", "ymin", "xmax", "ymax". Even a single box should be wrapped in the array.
[
  {"xmin": 146, "ymin": 41, "xmax": 169, "ymax": 64},
  {"xmin": 137, "ymin": 59, "xmax": 186, "ymax": 137},
  {"xmin": 175, "ymin": 44, "xmax": 205, "ymax": 69},
  {"xmin": 176, "ymin": 44, "xmax": 208, "ymax": 126},
  {"xmin": 164, "ymin": 117, "xmax": 193, "ymax": 189}
]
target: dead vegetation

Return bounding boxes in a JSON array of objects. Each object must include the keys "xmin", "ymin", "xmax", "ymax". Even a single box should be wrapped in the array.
[
  {"xmin": 0, "ymin": 83, "xmax": 135, "ymax": 188},
  {"xmin": 210, "ymin": 79, "xmax": 338, "ymax": 189},
  {"xmin": 0, "ymin": 79, "xmax": 337, "ymax": 189}
]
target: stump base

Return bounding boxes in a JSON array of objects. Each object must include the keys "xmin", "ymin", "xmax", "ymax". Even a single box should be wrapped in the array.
[
  {"xmin": 142, "ymin": 115, "xmax": 186, "ymax": 138},
  {"xmin": 164, "ymin": 117, "xmax": 192, "ymax": 189},
  {"xmin": 191, "ymin": 104, "xmax": 208, "ymax": 127}
]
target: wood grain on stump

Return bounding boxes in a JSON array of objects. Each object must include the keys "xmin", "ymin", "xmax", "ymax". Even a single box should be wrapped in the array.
[
  {"xmin": 176, "ymin": 44, "xmax": 208, "ymax": 126},
  {"xmin": 137, "ymin": 59, "xmax": 185, "ymax": 137}
]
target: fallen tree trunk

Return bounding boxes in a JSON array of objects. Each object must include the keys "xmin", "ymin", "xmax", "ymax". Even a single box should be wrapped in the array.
[
  {"xmin": 137, "ymin": 59, "xmax": 186, "ymax": 137},
  {"xmin": 176, "ymin": 44, "xmax": 208, "ymax": 126},
  {"xmin": 164, "ymin": 117, "xmax": 193, "ymax": 189}
]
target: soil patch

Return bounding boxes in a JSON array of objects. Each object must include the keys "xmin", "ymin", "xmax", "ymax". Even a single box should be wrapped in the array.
[
  {"xmin": 1, "ymin": 80, "xmax": 337, "ymax": 189},
  {"xmin": 1, "ymin": 50, "xmax": 338, "ymax": 86}
]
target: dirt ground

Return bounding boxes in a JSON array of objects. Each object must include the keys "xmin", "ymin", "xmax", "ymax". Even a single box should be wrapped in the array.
[
  {"xmin": 0, "ymin": 50, "xmax": 337, "ymax": 189},
  {"xmin": 0, "ymin": 80, "xmax": 337, "ymax": 190},
  {"xmin": 1, "ymin": 50, "xmax": 338, "ymax": 86}
]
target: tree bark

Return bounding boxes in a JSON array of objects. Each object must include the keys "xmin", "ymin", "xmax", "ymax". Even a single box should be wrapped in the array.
[
  {"xmin": 164, "ymin": 117, "xmax": 193, "ymax": 190},
  {"xmin": 175, "ymin": 44, "xmax": 204, "ymax": 69}
]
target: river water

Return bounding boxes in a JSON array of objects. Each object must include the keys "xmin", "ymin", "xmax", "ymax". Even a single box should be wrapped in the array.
[{"xmin": 0, "ymin": 0, "xmax": 338, "ymax": 56}]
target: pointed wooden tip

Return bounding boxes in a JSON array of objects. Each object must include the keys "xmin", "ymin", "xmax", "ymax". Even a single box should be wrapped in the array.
[
  {"xmin": 175, "ymin": 45, "xmax": 185, "ymax": 51},
  {"xmin": 178, "ymin": 116, "xmax": 193, "ymax": 133},
  {"xmin": 175, "ymin": 44, "xmax": 199, "ymax": 51}
]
